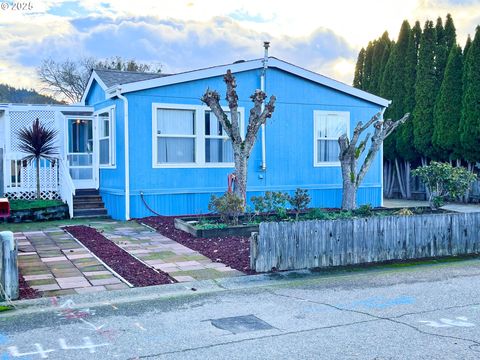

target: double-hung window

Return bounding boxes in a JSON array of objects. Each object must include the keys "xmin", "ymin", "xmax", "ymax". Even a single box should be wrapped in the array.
[
  {"xmin": 152, "ymin": 104, "xmax": 243, "ymax": 167},
  {"xmin": 97, "ymin": 106, "xmax": 115, "ymax": 167},
  {"xmin": 205, "ymin": 111, "xmax": 234, "ymax": 163},
  {"xmin": 156, "ymin": 108, "xmax": 196, "ymax": 164},
  {"xmin": 314, "ymin": 111, "xmax": 349, "ymax": 166}
]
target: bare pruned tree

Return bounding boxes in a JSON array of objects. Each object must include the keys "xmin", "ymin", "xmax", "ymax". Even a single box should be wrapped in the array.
[
  {"xmin": 339, "ymin": 111, "xmax": 410, "ymax": 210},
  {"xmin": 37, "ymin": 57, "xmax": 162, "ymax": 103},
  {"xmin": 202, "ymin": 70, "xmax": 276, "ymax": 204}
]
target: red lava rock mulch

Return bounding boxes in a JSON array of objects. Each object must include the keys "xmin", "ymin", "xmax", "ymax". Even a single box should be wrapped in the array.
[
  {"xmin": 63, "ymin": 225, "xmax": 176, "ymax": 287},
  {"xmin": 19, "ymin": 273, "xmax": 39, "ymax": 300},
  {"xmin": 138, "ymin": 216, "xmax": 253, "ymax": 274}
]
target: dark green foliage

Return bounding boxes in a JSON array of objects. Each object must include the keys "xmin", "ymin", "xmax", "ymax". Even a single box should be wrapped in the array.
[
  {"xmin": 0, "ymin": 84, "xmax": 61, "ymax": 104},
  {"xmin": 444, "ymin": 14, "xmax": 457, "ymax": 50},
  {"xmin": 459, "ymin": 26, "xmax": 480, "ymax": 163},
  {"xmin": 208, "ymin": 192, "xmax": 244, "ymax": 225},
  {"xmin": 287, "ymin": 188, "xmax": 311, "ymax": 220},
  {"xmin": 397, "ymin": 21, "xmax": 422, "ymax": 162},
  {"xmin": 354, "ymin": 204, "xmax": 373, "ymax": 217},
  {"xmin": 412, "ymin": 161, "xmax": 477, "ymax": 209},
  {"xmin": 432, "ymin": 45, "xmax": 463, "ymax": 160},
  {"xmin": 362, "ymin": 42, "xmax": 375, "ymax": 91},
  {"xmin": 464, "ymin": 35, "xmax": 472, "ymax": 57},
  {"xmin": 368, "ymin": 32, "xmax": 392, "ymax": 94},
  {"xmin": 353, "ymin": 48, "xmax": 366, "ymax": 88},
  {"xmin": 413, "ymin": 20, "xmax": 438, "ymax": 159},
  {"xmin": 251, "ymin": 191, "xmax": 289, "ymax": 218},
  {"xmin": 435, "ymin": 17, "xmax": 448, "ymax": 86}
]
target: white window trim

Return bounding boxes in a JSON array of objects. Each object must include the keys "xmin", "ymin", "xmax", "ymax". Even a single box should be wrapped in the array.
[
  {"xmin": 313, "ymin": 110, "xmax": 350, "ymax": 167},
  {"xmin": 95, "ymin": 105, "xmax": 116, "ymax": 169},
  {"xmin": 152, "ymin": 103, "xmax": 244, "ymax": 168}
]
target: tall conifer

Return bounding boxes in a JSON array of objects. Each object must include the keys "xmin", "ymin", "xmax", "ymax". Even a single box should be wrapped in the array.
[
  {"xmin": 353, "ymin": 48, "xmax": 366, "ymax": 89},
  {"xmin": 413, "ymin": 20, "xmax": 438, "ymax": 160}
]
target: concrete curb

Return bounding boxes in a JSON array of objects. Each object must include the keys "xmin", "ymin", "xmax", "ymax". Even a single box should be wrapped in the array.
[{"xmin": 5, "ymin": 257, "xmax": 480, "ymax": 317}]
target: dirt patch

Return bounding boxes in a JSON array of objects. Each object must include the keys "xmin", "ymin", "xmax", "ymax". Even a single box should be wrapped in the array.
[
  {"xmin": 64, "ymin": 225, "xmax": 176, "ymax": 287},
  {"xmin": 139, "ymin": 216, "xmax": 252, "ymax": 274},
  {"xmin": 19, "ymin": 273, "xmax": 39, "ymax": 300}
]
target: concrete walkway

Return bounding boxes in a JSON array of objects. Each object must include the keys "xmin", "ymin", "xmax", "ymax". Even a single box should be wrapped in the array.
[
  {"xmin": 16, "ymin": 229, "xmax": 128, "ymax": 297},
  {"xmin": 383, "ymin": 198, "xmax": 480, "ymax": 213},
  {"xmin": 90, "ymin": 221, "xmax": 243, "ymax": 282}
]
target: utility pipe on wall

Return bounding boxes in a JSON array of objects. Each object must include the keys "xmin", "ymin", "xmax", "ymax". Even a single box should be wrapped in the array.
[
  {"xmin": 260, "ymin": 41, "xmax": 270, "ymax": 171},
  {"xmin": 117, "ymin": 90, "xmax": 130, "ymax": 220}
]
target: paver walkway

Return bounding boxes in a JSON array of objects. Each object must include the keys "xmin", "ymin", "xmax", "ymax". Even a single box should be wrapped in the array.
[
  {"xmin": 91, "ymin": 221, "xmax": 243, "ymax": 283},
  {"xmin": 16, "ymin": 228, "xmax": 128, "ymax": 297}
]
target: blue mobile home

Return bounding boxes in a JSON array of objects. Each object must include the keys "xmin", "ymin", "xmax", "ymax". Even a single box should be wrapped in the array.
[{"xmin": 80, "ymin": 57, "xmax": 389, "ymax": 220}]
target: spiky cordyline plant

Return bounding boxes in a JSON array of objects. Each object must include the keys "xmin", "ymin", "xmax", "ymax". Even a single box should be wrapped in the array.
[{"xmin": 16, "ymin": 118, "xmax": 59, "ymax": 199}]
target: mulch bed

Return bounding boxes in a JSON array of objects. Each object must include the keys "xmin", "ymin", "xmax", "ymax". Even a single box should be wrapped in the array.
[
  {"xmin": 19, "ymin": 273, "xmax": 39, "ymax": 300},
  {"xmin": 138, "ymin": 216, "xmax": 253, "ymax": 274},
  {"xmin": 63, "ymin": 225, "xmax": 176, "ymax": 287}
]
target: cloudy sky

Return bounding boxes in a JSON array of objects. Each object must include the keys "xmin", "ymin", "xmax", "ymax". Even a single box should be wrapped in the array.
[{"xmin": 0, "ymin": 0, "xmax": 479, "ymax": 96}]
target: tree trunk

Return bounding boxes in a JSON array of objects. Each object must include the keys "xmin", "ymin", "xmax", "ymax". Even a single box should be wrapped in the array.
[
  {"xmin": 404, "ymin": 161, "xmax": 411, "ymax": 199},
  {"xmin": 233, "ymin": 151, "xmax": 248, "ymax": 204},
  {"xmin": 421, "ymin": 157, "xmax": 430, "ymax": 200},
  {"xmin": 395, "ymin": 158, "xmax": 407, "ymax": 198},
  {"xmin": 36, "ymin": 157, "xmax": 41, "ymax": 200},
  {"xmin": 341, "ymin": 178, "xmax": 357, "ymax": 210}
]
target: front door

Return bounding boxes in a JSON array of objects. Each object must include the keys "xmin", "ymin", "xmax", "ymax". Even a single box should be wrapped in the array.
[{"xmin": 67, "ymin": 118, "xmax": 97, "ymax": 189}]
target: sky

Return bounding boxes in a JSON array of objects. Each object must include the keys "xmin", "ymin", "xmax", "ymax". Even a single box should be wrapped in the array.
[{"xmin": 0, "ymin": 0, "xmax": 479, "ymax": 97}]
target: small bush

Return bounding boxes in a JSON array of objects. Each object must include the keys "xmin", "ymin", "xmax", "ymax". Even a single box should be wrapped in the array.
[
  {"xmin": 305, "ymin": 208, "xmax": 327, "ymax": 220},
  {"xmin": 208, "ymin": 192, "xmax": 245, "ymax": 225},
  {"xmin": 412, "ymin": 162, "xmax": 477, "ymax": 209},
  {"xmin": 287, "ymin": 188, "xmax": 311, "ymax": 220},
  {"xmin": 395, "ymin": 208, "xmax": 413, "ymax": 216},
  {"xmin": 251, "ymin": 191, "xmax": 289, "ymax": 218},
  {"xmin": 354, "ymin": 204, "xmax": 373, "ymax": 217}
]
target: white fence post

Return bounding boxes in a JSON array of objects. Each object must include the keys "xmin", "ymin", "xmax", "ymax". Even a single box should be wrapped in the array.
[{"xmin": 0, "ymin": 231, "xmax": 18, "ymax": 301}]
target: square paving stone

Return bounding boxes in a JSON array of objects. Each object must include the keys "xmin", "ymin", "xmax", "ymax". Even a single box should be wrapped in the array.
[{"xmin": 210, "ymin": 315, "xmax": 274, "ymax": 334}]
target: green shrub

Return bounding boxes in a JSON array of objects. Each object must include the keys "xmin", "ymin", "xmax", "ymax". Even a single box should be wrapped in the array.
[
  {"xmin": 287, "ymin": 188, "xmax": 311, "ymax": 220},
  {"xmin": 251, "ymin": 191, "xmax": 289, "ymax": 218},
  {"xmin": 208, "ymin": 192, "xmax": 245, "ymax": 225},
  {"xmin": 412, "ymin": 162, "xmax": 477, "ymax": 209},
  {"xmin": 354, "ymin": 204, "xmax": 373, "ymax": 217}
]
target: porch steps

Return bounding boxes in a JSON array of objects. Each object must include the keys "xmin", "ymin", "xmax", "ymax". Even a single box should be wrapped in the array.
[{"xmin": 73, "ymin": 189, "xmax": 109, "ymax": 218}]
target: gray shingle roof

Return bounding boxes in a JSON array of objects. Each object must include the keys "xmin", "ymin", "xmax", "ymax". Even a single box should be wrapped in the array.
[{"xmin": 94, "ymin": 69, "xmax": 169, "ymax": 88}]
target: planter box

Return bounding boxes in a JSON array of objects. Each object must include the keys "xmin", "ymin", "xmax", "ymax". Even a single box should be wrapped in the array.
[
  {"xmin": 251, "ymin": 212, "xmax": 480, "ymax": 273},
  {"xmin": 174, "ymin": 217, "xmax": 259, "ymax": 238},
  {"xmin": 8, "ymin": 204, "xmax": 69, "ymax": 223}
]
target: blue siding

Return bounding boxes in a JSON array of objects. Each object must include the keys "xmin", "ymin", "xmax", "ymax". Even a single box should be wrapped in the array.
[
  {"xmin": 85, "ymin": 80, "xmax": 105, "ymax": 105},
  {"xmin": 114, "ymin": 67, "xmax": 384, "ymax": 219}
]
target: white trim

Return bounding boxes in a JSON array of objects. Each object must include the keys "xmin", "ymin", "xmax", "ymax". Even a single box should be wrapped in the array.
[
  {"xmin": 113, "ymin": 58, "xmax": 390, "ymax": 107},
  {"xmin": 94, "ymin": 105, "xmax": 116, "ymax": 169},
  {"xmin": 152, "ymin": 103, "xmax": 244, "ymax": 169},
  {"xmin": 0, "ymin": 103, "xmax": 93, "ymax": 112},
  {"xmin": 313, "ymin": 110, "xmax": 350, "ymax": 167},
  {"xmin": 80, "ymin": 71, "xmax": 109, "ymax": 105},
  {"xmin": 117, "ymin": 92, "xmax": 130, "ymax": 220}
]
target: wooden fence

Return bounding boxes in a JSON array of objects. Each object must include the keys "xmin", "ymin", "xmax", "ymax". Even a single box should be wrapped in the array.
[{"xmin": 250, "ymin": 212, "xmax": 480, "ymax": 273}]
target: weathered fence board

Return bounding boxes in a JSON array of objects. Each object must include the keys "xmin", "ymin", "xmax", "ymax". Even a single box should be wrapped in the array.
[
  {"xmin": 251, "ymin": 213, "xmax": 480, "ymax": 273},
  {"xmin": 0, "ymin": 231, "xmax": 18, "ymax": 300}
]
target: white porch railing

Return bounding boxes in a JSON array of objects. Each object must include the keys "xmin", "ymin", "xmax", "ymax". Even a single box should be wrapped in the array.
[
  {"xmin": 3, "ymin": 153, "xmax": 76, "ymax": 218},
  {"xmin": 58, "ymin": 158, "xmax": 76, "ymax": 218}
]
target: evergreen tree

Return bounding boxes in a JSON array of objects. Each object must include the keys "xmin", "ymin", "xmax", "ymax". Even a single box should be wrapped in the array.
[
  {"xmin": 432, "ymin": 45, "xmax": 463, "ymax": 160},
  {"xmin": 444, "ymin": 14, "xmax": 456, "ymax": 50},
  {"xmin": 435, "ymin": 17, "xmax": 448, "ymax": 86},
  {"xmin": 353, "ymin": 48, "xmax": 366, "ymax": 89},
  {"xmin": 413, "ymin": 20, "xmax": 438, "ymax": 160},
  {"xmin": 362, "ymin": 41, "xmax": 374, "ymax": 91},
  {"xmin": 368, "ymin": 32, "xmax": 392, "ymax": 94},
  {"xmin": 459, "ymin": 26, "xmax": 480, "ymax": 163},
  {"xmin": 397, "ymin": 21, "xmax": 421, "ymax": 163},
  {"xmin": 464, "ymin": 35, "xmax": 472, "ymax": 57}
]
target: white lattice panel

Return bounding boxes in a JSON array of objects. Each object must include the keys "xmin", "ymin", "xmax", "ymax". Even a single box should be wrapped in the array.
[
  {"xmin": 9, "ymin": 110, "xmax": 56, "ymax": 152},
  {"xmin": 5, "ymin": 190, "xmax": 60, "ymax": 200}
]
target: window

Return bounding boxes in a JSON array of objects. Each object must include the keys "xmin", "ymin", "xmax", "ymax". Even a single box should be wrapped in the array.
[
  {"xmin": 156, "ymin": 108, "xmax": 196, "ymax": 164},
  {"xmin": 314, "ymin": 111, "xmax": 349, "ymax": 166},
  {"xmin": 152, "ymin": 104, "xmax": 243, "ymax": 168},
  {"xmin": 205, "ymin": 111, "xmax": 233, "ymax": 163},
  {"xmin": 96, "ymin": 107, "xmax": 115, "ymax": 167}
]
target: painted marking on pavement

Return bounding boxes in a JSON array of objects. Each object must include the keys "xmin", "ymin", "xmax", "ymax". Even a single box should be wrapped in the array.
[
  {"xmin": 419, "ymin": 316, "xmax": 476, "ymax": 328},
  {"xmin": 343, "ymin": 296, "xmax": 415, "ymax": 310}
]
